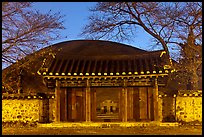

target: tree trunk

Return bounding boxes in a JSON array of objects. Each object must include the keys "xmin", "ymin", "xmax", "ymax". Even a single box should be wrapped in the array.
[{"xmin": 189, "ymin": 68, "xmax": 199, "ymax": 90}]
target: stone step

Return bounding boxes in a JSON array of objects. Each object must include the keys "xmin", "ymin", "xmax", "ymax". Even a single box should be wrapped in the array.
[{"xmin": 37, "ymin": 122, "xmax": 179, "ymax": 128}]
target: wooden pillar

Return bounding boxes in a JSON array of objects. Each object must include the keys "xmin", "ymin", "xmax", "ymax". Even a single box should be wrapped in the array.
[
  {"xmin": 67, "ymin": 89, "xmax": 72, "ymax": 121},
  {"xmin": 85, "ymin": 79, "xmax": 91, "ymax": 122},
  {"xmin": 121, "ymin": 86, "xmax": 128, "ymax": 122},
  {"xmin": 133, "ymin": 87, "xmax": 140, "ymax": 121},
  {"xmin": 158, "ymin": 95, "xmax": 163, "ymax": 122},
  {"xmin": 139, "ymin": 87, "xmax": 148, "ymax": 120},
  {"xmin": 60, "ymin": 88, "xmax": 65, "ymax": 121},
  {"xmin": 71, "ymin": 89, "xmax": 77, "ymax": 120},
  {"xmin": 128, "ymin": 87, "xmax": 134, "ymax": 121},
  {"xmin": 82, "ymin": 89, "xmax": 86, "ymax": 121},
  {"xmin": 55, "ymin": 80, "xmax": 60, "ymax": 122},
  {"xmin": 64, "ymin": 88, "xmax": 68, "ymax": 121},
  {"xmin": 118, "ymin": 90, "xmax": 121, "ymax": 120},
  {"xmin": 91, "ymin": 89, "xmax": 97, "ymax": 121},
  {"xmin": 153, "ymin": 78, "xmax": 159, "ymax": 121},
  {"xmin": 147, "ymin": 87, "xmax": 153, "ymax": 121}
]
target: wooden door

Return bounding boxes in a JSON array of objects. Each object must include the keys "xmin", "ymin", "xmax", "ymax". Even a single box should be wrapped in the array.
[{"xmin": 76, "ymin": 95, "xmax": 84, "ymax": 121}]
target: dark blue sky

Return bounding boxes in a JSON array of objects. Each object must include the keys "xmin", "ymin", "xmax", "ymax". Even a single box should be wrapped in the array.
[{"xmin": 32, "ymin": 2, "xmax": 158, "ymax": 51}]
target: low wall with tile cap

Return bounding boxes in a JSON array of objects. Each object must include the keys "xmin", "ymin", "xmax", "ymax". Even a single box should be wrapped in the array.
[
  {"xmin": 159, "ymin": 90, "xmax": 202, "ymax": 122},
  {"xmin": 176, "ymin": 90, "xmax": 202, "ymax": 122},
  {"xmin": 2, "ymin": 94, "xmax": 55, "ymax": 123},
  {"xmin": 2, "ymin": 99, "xmax": 41, "ymax": 122},
  {"xmin": 2, "ymin": 91, "xmax": 202, "ymax": 123},
  {"xmin": 176, "ymin": 96, "xmax": 202, "ymax": 122}
]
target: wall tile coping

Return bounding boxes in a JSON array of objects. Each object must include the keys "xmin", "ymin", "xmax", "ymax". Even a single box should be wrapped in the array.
[{"xmin": 2, "ymin": 93, "xmax": 55, "ymax": 100}]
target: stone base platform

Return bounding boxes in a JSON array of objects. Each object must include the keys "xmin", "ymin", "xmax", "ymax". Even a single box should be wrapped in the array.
[{"xmin": 38, "ymin": 122, "xmax": 179, "ymax": 128}]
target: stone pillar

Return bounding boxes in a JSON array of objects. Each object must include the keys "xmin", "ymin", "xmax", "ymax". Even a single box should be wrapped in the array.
[
  {"xmin": 153, "ymin": 78, "xmax": 159, "ymax": 121},
  {"xmin": 55, "ymin": 80, "xmax": 60, "ymax": 122},
  {"xmin": 85, "ymin": 79, "xmax": 91, "ymax": 122}
]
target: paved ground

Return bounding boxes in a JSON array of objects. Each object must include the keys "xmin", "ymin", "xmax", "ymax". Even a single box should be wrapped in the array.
[{"xmin": 2, "ymin": 125, "xmax": 202, "ymax": 135}]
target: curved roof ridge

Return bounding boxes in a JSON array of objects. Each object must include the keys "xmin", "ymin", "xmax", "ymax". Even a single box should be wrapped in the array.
[
  {"xmin": 50, "ymin": 39, "xmax": 148, "ymax": 52},
  {"xmin": 48, "ymin": 40, "xmax": 148, "ymax": 54}
]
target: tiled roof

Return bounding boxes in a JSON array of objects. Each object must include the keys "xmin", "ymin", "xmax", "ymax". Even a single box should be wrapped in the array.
[{"xmin": 38, "ymin": 40, "xmax": 172, "ymax": 76}]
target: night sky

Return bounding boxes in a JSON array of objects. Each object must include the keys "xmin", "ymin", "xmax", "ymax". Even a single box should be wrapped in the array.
[{"xmin": 32, "ymin": 2, "xmax": 156, "ymax": 51}]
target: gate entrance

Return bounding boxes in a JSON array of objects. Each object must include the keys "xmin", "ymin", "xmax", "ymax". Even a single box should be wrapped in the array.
[{"xmin": 58, "ymin": 87, "xmax": 156, "ymax": 122}]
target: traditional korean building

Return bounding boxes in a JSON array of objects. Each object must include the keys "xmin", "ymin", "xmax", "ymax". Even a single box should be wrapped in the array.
[{"xmin": 37, "ymin": 40, "xmax": 173, "ymax": 122}]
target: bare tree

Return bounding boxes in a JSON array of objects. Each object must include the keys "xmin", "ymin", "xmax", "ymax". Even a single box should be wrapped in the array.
[
  {"xmin": 82, "ymin": 2, "xmax": 202, "ymax": 90},
  {"xmin": 2, "ymin": 2, "xmax": 65, "ymax": 66},
  {"xmin": 2, "ymin": 2, "xmax": 65, "ymax": 93}
]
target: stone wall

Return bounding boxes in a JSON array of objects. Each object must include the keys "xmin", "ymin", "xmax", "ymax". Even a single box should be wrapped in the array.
[
  {"xmin": 2, "ymin": 94, "xmax": 55, "ymax": 123},
  {"xmin": 160, "ymin": 90, "xmax": 202, "ymax": 122},
  {"xmin": 2, "ymin": 99, "xmax": 41, "ymax": 122},
  {"xmin": 176, "ymin": 96, "xmax": 202, "ymax": 122}
]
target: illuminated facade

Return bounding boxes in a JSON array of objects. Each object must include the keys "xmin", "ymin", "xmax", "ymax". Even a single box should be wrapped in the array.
[{"xmin": 37, "ymin": 40, "xmax": 173, "ymax": 122}]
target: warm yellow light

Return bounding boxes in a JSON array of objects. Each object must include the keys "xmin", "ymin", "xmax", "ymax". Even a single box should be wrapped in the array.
[
  {"xmin": 104, "ymin": 73, "xmax": 107, "ymax": 75},
  {"xmin": 55, "ymin": 73, "xmax": 59, "ymax": 75},
  {"xmin": 62, "ymin": 73, "xmax": 65, "ymax": 75},
  {"xmin": 37, "ymin": 71, "xmax": 41, "ymax": 75},
  {"xmin": 92, "ymin": 73, "xmax": 95, "ymax": 75},
  {"xmin": 68, "ymin": 73, "xmax": 71, "ymax": 75},
  {"xmin": 140, "ymin": 71, "xmax": 144, "ymax": 74},
  {"xmin": 49, "ymin": 72, "xmax": 53, "ymax": 75},
  {"xmin": 116, "ymin": 72, "xmax": 119, "ymax": 75},
  {"xmin": 98, "ymin": 73, "xmax": 101, "ymax": 75},
  {"xmin": 171, "ymin": 69, "xmax": 176, "ymax": 73},
  {"xmin": 110, "ymin": 73, "xmax": 113, "ymax": 75},
  {"xmin": 153, "ymin": 71, "xmax": 156, "ymax": 73},
  {"xmin": 134, "ymin": 72, "xmax": 138, "ymax": 74},
  {"xmin": 43, "ymin": 72, "xmax": 46, "ymax": 75},
  {"xmin": 122, "ymin": 72, "xmax": 126, "ymax": 75},
  {"xmin": 160, "ymin": 51, "xmax": 166, "ymax": 57},
  {"xmin": 85, "ymin": 73, "xmax": 89, "ymax": 75},
  {"xmin": 128, "ymin": 72, "xmax": 132, "ymax": 75},
  {"xmin": 195, "ymin": 93, "xmax": 198, "ymax": 96}
]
